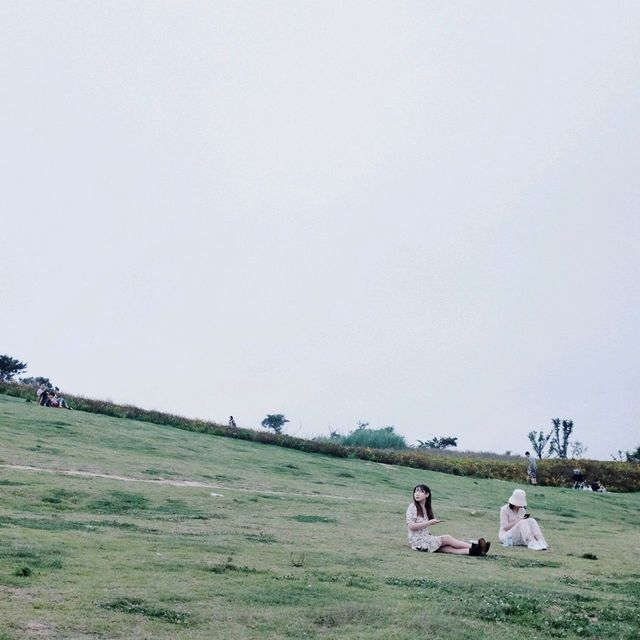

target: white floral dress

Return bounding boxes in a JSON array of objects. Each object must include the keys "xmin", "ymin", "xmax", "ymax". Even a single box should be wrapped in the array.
[{"xmin": 406, "ymin": 503, "xmax": 443, "ymax": 552}]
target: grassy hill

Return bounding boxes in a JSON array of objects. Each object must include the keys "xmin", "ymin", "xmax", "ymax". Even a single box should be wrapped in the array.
[
  {"xmin": 2, "ymin": 382, "xmax": 638, "ymax": 492},
  {"xmin": 0, "ymin": 393, "xmax": 638, "ymax": 639}
]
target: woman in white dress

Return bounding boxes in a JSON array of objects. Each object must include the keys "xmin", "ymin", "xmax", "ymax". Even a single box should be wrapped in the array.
[
  {"xmin": 498, "ymin": 489, "xmax": 548, "ymax": 550},
  {"xmin": 406, "ymin": 485, "xmax": 490, "ymax": 556}
]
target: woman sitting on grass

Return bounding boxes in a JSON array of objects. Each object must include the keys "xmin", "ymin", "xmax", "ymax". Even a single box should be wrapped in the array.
[
  {"xmin": 406, "ymin": 484, "xmax": 490, "ymax": 556},
  {"xmin": 498, "ymin": 489, "xmax": 548, "ymax": 550}
]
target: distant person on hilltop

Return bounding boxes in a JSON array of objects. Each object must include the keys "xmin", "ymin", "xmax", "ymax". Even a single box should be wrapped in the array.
[
  {"xmin": 229, "ymin": 416, "xmax": 237, "ymax": 428},
  {"xmin": 525, "ymin": 451, "xmax": 537, "ymax": 485},
  {"xmin": 36, "ymin": 383, "xmax": 48, "ymax": 406},
  {"xmin": 39, "ymin": 387, "xmax": 72, "ymax": 410},
  {"xmin": 52, "ymin": 388, "xmax": 72, "ymax": 410},
  {"xmin": 406, "ymin": 484, "xmax": 490, "ymax": 556},
  {"xmin": 498, "ymin": 489, "xmax": 548, "ymax": 551}
]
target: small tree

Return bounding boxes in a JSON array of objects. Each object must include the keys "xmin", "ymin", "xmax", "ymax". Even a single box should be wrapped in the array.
[
  {"xmin": 528, "ymin": 429, "xmax": 552, "ymax": 459},
  {"xmin": 261, "ymin": 414, "xmax": 289, "ymax": 435},
  {"xmin": 570, "ymin": 441, "xmax": 587, "ymax": 459},
  {"xmin": 549, "ymin": 418, "xmax": 573, "ymax": 459},
  {"xmin": 0, "ymin": 355, "xmax": 27, "ymax": 382},
  {"xmin": 416, "ymin": 436, "xmax": 458, "ymax": 450},
  {"xmin": 626, "ymin": 445, "xmax": 640, "ymax": 463}
]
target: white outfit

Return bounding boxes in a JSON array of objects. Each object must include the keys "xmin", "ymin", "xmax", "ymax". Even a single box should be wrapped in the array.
[{"xmin": 499, "ymin": 504, "xmax": 547, "ymax": 548}]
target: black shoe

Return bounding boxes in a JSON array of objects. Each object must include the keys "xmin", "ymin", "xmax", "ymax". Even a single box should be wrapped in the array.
[
  {"xmin": 483, "ymin": 541, "xmax": 491, "ymax": 555},
  {"xmin": 469, "ymin": 542, "xmax": 481, "ymax": 556},
  {"xmin": 478, "ymin": 538, "xmax": 487, "ymax": 555}
]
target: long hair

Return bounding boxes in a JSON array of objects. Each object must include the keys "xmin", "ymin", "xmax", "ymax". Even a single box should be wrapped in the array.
[{"xmin": 412, "ymin": 484, "xmax": 434, "ymax": 520}]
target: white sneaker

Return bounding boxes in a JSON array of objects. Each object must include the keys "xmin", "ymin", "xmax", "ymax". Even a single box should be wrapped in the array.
[
  {"xmin": 538, "ymin": 539, "xmax": 548, "ymax": 550},
  {"xmin": 528, "ymin": 540, "xmax": 543, "ymax": 550}
]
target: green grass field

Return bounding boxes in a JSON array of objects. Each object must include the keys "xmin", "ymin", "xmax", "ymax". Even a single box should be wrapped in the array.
[{"xmin": 0, "ymin": 394, "xmax": 638, "ymax": 639}]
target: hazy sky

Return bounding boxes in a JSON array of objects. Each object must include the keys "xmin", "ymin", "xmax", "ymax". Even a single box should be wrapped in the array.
[{"xmin": 2, "ymin": 2, "xmax": 639, "ymax": 460}]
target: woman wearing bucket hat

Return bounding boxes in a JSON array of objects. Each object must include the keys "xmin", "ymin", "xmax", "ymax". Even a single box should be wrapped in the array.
[
  {"xmin": 406, "ymin": 485, "xmax": 490, "ymax": 556},
  {"xmin": 499, "ymin": 489, "xmax": 548, "ymax": 550}
]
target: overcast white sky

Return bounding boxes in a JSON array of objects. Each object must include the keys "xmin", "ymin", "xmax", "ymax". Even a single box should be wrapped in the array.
[{"xmin": 2, "ymin": 2, "xmax": 639, "ymax": 460}]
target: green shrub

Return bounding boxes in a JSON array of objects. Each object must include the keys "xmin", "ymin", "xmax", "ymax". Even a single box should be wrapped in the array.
[{"xmin": 340, "ymin": 426, "xmax": 407, "ymax": 449}]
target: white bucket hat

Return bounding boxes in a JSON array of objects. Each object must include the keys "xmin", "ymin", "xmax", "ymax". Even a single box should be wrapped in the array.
[{"xmin": 508, "ymin": 489, "xmax": 527, "ymax": 507}]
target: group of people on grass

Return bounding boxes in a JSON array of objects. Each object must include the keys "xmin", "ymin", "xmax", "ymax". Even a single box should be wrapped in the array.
[
  {"xmin": 36, "ymin": 384, "xmax": 71, "ymax": 410},
  {"xmin": 526, "ymin": 451, "xmax": 606, "ymax": 492},
  {"xmin": 406, "ymin": 485, "xmax": 548, "ymax": 556},
  {"xmin": 571, "ymin": 468, "xmax": 607, "ymax": 492}
]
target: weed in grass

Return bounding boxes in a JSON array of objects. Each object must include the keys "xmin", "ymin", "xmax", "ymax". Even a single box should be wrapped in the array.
[
  {"xmin": 206, "ymin": 557, "xmax": 259, "ymax": 574},
  {"xmin": 208, "ymin": 474, "xmax": 240, "ymax": 482},
  {"xmin": 290, "ymin": 553, "xmax": 305, "ymax": 568},
  {"xmin": 292, "ymin": 515, "xmax": 337, "ymax": 524},
  {"xmin": 449, "ymin": 585, "xmax": 640, "ymax": 638},
  {"xmin": 41, "ymin": 488, "xmax": 82, "ymax": 509},
  {"xmin": 405, "ymin": 613, "xmax": 482, "ymax": 639},
  {"xmin": 274, "ymin": 573, "xmax": 300, "ymax": 581},
  {"xmin": 0, "ymin": 514, "xmax": 158, "ymax": 533},
  {"xmin": 0, "ymin": 515, "xmax": 97, "ymax": 532},
  {"xmin": 310, "ymin": 571, "xmax": 377, "ymax": 590},
  {"xmin": 244, "ymin": 532, "xmax": 277, "ymax": 544},
  {"xmin": 238, "ymin": 582, "xmax": 335, "ymax": 607},
  {"xmin": 13, "ymin": 566, "xmax": 33, "ymax": 577},
  {"xmin": 87, "ymin": 490, "xmax": 149, "ymax": 514},
  {"xmin": 100, "ymin": 598, "xmax": 190, "ymax": 624},
  {"xmin": 614, "ymin": 580, "xmax": 640, "ymax": 599},
  {"xmin": 385, "ymin": 577, "xmax": 458, "ymax": 594},
  {"xmin": 142, "ymin": 468, "xmax": 177, "ymax": 477},
  {"xmin": 154, "ymin": 498, "xmax": 206, "ymax": 518},
  {"xmin": 0, "ymin": 480, "xmax": 24, "ymax": 486},
  {"xmin": 581, "ymin": 553, "xmax": 598, "ymax": 560},
  {"xmin": 335, "ymin": 471, "xmax": 355, "ymax": 478},
  {"xmin": 2, "ymin": 545, "xmax": 64, "ymax": 570},
  {"xmin": 312, "ymin": 603, "xmax": 378, "ymax": 628},
  {"xmin": 590, "ymin": 579, "xmax": 640, "ymax": 598},
  {"xmin": 26, "ymin": 445, "xmax": 61, "ymax": 454},
  {"xmin": 558, "ymin": 576, "xmax": 582, "ymax": 587},
  {"xmin": 476, "ymin": 591, "xmax": 541, "ymax": 624},
  {"xmin": 487, "ymin": 556, "xmax": 562, "ymax": 569}
]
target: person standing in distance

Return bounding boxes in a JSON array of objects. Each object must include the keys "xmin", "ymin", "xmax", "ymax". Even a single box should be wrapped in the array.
[{"xmin": 525, "ymin": 451, "xmax": 537, "ymax": 485}]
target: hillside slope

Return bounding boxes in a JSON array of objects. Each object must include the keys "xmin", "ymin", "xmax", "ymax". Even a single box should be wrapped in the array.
[{"xmin": 0, "ymin": 394, "xmax": 638, "ymax": 639}]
